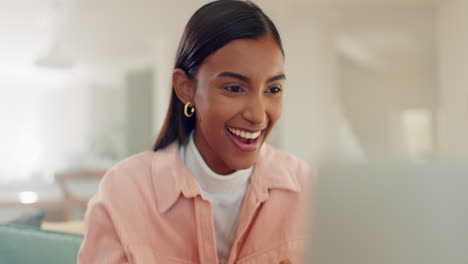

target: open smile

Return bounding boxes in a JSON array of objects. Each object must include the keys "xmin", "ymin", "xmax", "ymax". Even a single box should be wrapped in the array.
[{"xmin": 226, "ymin": 126, "xmax": 264, "ymax": 152}]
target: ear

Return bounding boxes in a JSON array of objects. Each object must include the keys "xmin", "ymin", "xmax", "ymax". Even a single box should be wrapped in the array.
[{"xmin": 173, "ymin": 68, "xmax": 195, "ymax": 105}]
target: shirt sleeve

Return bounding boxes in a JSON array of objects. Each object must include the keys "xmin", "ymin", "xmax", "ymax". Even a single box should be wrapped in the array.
[{"xmin": 77, "ymin": 192, "xmax": 128, "ymax": 263}]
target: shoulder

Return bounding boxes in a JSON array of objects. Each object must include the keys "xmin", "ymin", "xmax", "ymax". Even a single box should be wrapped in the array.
[
  {"xmin": 95, "ymin": 143, "xmax": 180, "ymax": 200},
  {"xmin": 93, "ymin": 151, "xmax": 158, "ymax": 204},
  {"xmin": 102, "ymin": 151, "xmax": 154, "ymax": 184},
  {"xmin": 260, "ymin": 144, "xmax": 315, "ymax": 182}
]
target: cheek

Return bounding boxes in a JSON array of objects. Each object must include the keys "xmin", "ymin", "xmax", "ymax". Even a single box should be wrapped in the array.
[
  {"xmin": 195, "ymin": 94, "xmax": 240, "ymax": 132},
  {"xmin": 267, "ymin": 96, "xmax": 283, "ymax": 124}
]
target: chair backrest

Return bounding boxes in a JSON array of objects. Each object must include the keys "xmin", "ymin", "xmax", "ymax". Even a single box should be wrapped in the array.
[
  {"xmin": 55, "ymin": 170, "xmax": 106, "ymax": 220},
  {"xmin": 0, "ymin": 224, "xmax": 83, "ymax": 264}
]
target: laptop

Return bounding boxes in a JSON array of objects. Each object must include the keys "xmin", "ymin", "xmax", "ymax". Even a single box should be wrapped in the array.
[{"xmin": 308, "ymin": 162, "xmax": 468, "ymax": 264}]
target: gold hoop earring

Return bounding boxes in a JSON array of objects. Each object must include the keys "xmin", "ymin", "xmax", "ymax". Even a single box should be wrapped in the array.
[{"xmin": 184, "ymin": 101, "xmax": 195, "ymax": 117}]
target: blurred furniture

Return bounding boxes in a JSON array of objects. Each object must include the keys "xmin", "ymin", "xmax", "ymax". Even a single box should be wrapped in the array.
[
  {"xmin": 0, "ymin": 184, "xmax": 63, "ymax": 208},
  {"xmin": 0, "ymin": 185, "xmax": 64, "ymax": 224},
  {"xmin": 55, "ymin": 170, "xmax": 106, "ymax": 221},
  {"xmin": 0, "ymin": 224, "xmax": 83, "ymax": 264},
  {"xmin": 42, "ymin": 220, "xmax": 85, "ymax": 235},
  {"xmin": 0, "ymin": 208, "xmax": 45, "ymax": 226}
]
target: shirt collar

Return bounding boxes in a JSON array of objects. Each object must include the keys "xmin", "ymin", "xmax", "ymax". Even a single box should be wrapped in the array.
[{"xmin": 152, "ymin": 141, "xmax": 301, "ymax": 214}]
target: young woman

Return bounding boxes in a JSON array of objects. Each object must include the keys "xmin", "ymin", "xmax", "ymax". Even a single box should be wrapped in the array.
[{"xmin": 78, "ymin": 1, "xmax": 313, "ymax": 263}]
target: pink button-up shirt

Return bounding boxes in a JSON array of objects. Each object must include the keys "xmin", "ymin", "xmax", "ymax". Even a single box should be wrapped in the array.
[{"xmin": 78, "ymin": 142, "xmax": 315, "ymax": 264}]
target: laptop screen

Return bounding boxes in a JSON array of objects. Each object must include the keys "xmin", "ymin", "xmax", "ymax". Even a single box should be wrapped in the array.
[{"xmin": 309, "ymin": 162, "xmax": 468, "ymax": 264}]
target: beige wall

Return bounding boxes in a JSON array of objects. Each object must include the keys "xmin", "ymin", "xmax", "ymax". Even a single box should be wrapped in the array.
[
  {"xmin": 280, "ymin": 18, "xmax": 343, "ymax": 166},
  {"xmin": 436, "ymin": 0, "xmax": 468, "ymax": 159},
  {"xmin": 339, "ymin": 55, "xmax": 437, "ymax": 161}
]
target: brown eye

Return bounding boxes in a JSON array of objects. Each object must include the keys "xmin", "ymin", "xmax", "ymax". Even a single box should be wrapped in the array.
[
  {"xmin": 265, "ymin": 86, "xmax": 282, "ymax": 94},
  {"xmin": 224, "ymin": 85, "xmax": 245, "ymax": 93}
]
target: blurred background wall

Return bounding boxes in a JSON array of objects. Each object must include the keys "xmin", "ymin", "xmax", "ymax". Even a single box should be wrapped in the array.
[{"xmin": 0, "ymin": 0, "xmax": 467, "ymax": 221}]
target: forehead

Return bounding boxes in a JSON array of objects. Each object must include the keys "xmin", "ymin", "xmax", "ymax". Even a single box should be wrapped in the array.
[{"xmin": 199, "ymin": 35, "xmax": 285, "ymax": 79}]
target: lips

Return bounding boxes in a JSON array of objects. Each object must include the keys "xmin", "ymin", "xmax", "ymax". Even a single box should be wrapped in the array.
[{"xmin": 226, "ymin": 126, "xmax": 264, "ymax": 152}]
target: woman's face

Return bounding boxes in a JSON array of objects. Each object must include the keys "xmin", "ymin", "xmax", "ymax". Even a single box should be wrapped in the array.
[{"xmin": 192, "ymin": 34, "xmax": 285, "ymax": 175}]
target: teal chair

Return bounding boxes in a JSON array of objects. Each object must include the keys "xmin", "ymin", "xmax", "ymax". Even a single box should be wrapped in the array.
[{"xmin": 0, "ymin": 224, "xmax": 83, "ymax": 264}]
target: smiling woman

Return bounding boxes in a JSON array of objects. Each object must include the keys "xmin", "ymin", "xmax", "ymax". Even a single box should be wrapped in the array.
[
  {"xmin": 78, "ymin": 1, "xmax": 314, "ymax": 263},
  {"xmin": 170, "ymin": 35, "xmax": 285, "ymax": 175}
]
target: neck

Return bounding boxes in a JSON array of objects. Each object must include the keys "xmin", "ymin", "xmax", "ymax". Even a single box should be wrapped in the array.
[{"xmin": 193, "ymin": 130, "xmax": 235, "ymax": 175}]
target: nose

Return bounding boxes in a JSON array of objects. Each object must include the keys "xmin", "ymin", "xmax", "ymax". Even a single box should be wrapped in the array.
[{"xmin": 242, "ymin": 93, "xmax": 267, "ymax": 126}]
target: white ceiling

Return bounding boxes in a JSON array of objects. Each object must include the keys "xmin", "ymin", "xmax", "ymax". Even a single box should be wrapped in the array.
[{"xmin": 0, "ymin": 0, "xmax": 440, "ymax": 69}]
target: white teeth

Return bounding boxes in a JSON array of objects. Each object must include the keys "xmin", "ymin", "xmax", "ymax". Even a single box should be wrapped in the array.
[{"xmin": 228, "ymin": 127, "xmax": 262, "ymax": 139}]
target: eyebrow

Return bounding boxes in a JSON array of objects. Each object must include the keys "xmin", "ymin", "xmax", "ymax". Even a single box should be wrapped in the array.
[{"xmin": 217, "ymin": 71, "xmax": 286, "ymax": 83}]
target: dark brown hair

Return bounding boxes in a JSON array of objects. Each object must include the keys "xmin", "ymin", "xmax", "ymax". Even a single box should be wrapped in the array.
[{"xmin": 153, "ymin": 0, "xmax": 284, "ymax": 151}]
